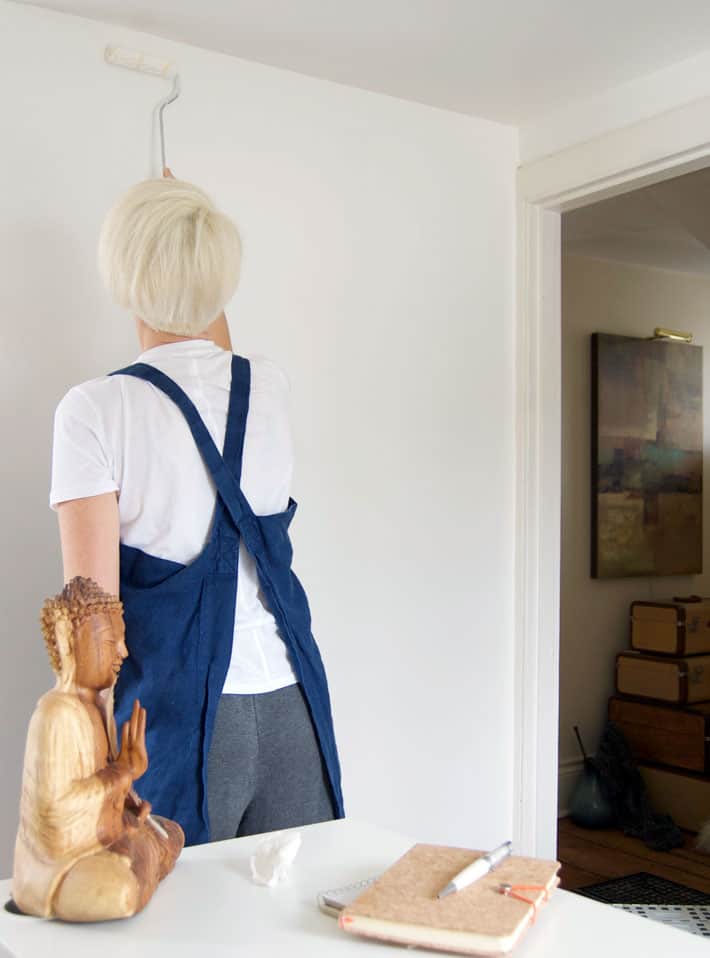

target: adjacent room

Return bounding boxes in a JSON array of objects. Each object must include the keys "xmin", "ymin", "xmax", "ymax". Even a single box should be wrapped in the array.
[{"xmin": 558, "ymin": 169, "xmax": 710, "ymax": 906}]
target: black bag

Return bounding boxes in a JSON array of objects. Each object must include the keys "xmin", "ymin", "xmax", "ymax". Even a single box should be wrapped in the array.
[{"xmin": 594, "ymin": 721, "xmax": 684, "ymax": 852}]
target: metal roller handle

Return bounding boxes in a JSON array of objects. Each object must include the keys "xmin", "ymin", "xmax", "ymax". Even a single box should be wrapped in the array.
[{"xmin": 158, "ymin": 74, "xmax": 181, "ymax": 173}]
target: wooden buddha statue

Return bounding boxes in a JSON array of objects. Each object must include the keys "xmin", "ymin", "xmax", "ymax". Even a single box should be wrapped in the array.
[{"xmin": 12, "ymin": 576, "xmax": 184, "ymax": 921}]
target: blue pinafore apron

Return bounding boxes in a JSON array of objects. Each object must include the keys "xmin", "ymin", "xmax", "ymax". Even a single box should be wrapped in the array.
[{"xmin": 109, "ymin": 355, "xmax": 344, "ymax": 845}]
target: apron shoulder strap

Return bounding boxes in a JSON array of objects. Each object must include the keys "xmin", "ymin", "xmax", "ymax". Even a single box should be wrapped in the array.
[
  {"xmin": 110, "ymin": 359, "xmax": 256, "ymax": 537},
  {"xmin": 222, "ymin": 355, "xmax": 250, "ymax": 478}
]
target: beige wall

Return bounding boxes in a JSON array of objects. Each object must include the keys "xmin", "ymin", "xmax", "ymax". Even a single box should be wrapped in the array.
[{"xmin": 560, "ymin": 254, "xmax": 710, "ymax": 807}]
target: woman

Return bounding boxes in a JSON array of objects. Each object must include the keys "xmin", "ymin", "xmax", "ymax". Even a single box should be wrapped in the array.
[{"xmin": 50, "ymin": 175, "xmax": 343, "ymax": 844}]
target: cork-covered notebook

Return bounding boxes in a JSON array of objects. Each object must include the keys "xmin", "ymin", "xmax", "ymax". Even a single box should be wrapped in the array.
[{"xmin": 338, "ymin": 844, "xmax": 560, "ymax": 956}]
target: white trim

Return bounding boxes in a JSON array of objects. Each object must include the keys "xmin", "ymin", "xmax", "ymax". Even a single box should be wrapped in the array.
[
  {"xmin": 512, "ymin": 203, "xmax": 561, "ymax": 859},
  {"xmin": 519, "ymin": 93, "xmax": 710, "ymax": 210},
  {"xmin": 513, "ymin": 94, "xmax": 710, "ymax": 858}
]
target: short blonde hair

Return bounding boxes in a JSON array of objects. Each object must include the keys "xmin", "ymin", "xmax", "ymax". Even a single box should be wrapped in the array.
[{"xmin": 98, "ymin": 178, "xmax": 241, "ymax": 335}]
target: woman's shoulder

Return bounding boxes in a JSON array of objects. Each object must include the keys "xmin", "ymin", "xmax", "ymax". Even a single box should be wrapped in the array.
[
  {"xmin": 247, "ymin": 355, "xmax": 291, "ymax": 394},
  {"xmin": 54, "ymin": 375, "xmax": 123, "ymax": 422}
]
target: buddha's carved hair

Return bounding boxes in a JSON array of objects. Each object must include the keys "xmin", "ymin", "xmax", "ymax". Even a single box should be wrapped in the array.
[{"xmin": 40, "ymin": 577, "xmax": 123, "ymax": 675}]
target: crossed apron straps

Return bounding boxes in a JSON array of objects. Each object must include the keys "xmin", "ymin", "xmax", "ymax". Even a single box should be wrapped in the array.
[
  {"xmin": 111, "ymin": 359, "xmax": 264, "ymax": 557},
  {"xmin": 112, "ymin": 356, "xmax": 345, "ymax": 825}
]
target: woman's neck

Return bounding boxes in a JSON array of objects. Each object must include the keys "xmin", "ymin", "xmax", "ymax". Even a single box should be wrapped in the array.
[
  {"xmin": 135, "ymin": 320, "xmax": 206, "ymax": 352},
  {"xmin": 135, "ymin": 313, "xmax": 232, "ymax": 353}
]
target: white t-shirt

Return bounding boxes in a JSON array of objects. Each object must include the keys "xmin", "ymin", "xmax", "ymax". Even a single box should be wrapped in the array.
[{"xmin": 50, "ymin": 339, "xmax": 299, "ymax": 695}]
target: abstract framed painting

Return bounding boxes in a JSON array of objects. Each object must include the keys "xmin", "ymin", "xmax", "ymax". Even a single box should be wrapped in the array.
[{"xmin": 591, "ymin": 333, "xmax": 703, "ymax": 578}]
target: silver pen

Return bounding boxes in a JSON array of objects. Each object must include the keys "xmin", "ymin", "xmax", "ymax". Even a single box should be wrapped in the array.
[{"xmin": 438, "ymin": 840, "xmax": 513, "ymax": 899}]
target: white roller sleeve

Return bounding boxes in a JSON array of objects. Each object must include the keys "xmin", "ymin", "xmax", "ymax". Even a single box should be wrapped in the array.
[{"xmin": 104, "ymin": 45, "xmax": 177, "ymax": 79}]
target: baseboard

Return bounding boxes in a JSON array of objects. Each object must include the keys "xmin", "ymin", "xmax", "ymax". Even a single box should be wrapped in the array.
[{"xmin": 558, "ymin": 757, "xmax": 585, "ymax": 818}]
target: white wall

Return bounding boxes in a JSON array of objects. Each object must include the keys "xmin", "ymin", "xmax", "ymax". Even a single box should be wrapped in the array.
[
  {"xmin": 520, "ymin": 48, "xmax": 710, "ymax": 164},
  {"xmin": 0, "ymin": 0, "xmax": 517, "ymax": 872},
  {"xmin": 559, "ymin": 253, "xmax": 710, "ymax": 811}
]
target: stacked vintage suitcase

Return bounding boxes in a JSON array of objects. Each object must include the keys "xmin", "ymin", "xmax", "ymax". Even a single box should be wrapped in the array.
[{"xmin": 610, "ymin": 597, "xmax": 710, "ymax": 833}]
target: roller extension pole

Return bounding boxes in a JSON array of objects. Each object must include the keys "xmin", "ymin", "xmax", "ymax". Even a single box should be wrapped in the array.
[{"xmin": 104, "ymin": 45, "xmax": 181, "ymax": 173}]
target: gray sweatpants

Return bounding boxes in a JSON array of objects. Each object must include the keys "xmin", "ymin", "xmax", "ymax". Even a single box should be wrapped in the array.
[{"xmin": 206, "ymin": 683, "xmax": 335, "ymax": 841}]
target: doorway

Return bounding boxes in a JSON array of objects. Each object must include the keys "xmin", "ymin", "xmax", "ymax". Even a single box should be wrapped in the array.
[
  {"xmin": 513, "ymin": 97, "xmax": 710, "ymax": 861},
  {"xmin": 555, "ymin": 168, "xmax": 710, "ymax": 891}
]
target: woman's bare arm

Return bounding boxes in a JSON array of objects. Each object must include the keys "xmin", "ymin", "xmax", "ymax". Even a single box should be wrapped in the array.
[{"xmin": 56, "ymin": 493, "xmax": 120, "ymax": 596}]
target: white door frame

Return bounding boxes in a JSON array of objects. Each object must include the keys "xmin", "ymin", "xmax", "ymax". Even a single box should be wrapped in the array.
[{"xmin": 513, "ymin": 95, "xmax": 710, "ymax": 858}]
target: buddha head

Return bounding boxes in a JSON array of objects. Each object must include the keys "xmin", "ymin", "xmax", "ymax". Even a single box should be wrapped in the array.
[{"xmin": 40, "ymin": 577, "xmax": 127, "ymax": 693}]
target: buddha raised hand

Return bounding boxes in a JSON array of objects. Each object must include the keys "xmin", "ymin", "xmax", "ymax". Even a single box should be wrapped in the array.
[{"xmin": 12, "ymin": 577, "xmax": 183, "ymax": 921}]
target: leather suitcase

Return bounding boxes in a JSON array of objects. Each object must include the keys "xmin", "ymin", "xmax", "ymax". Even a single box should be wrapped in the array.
[
  {"xmin": 638, "ymin": 764, "xmax": 710, "ymax": 833},
  {"xmin": 609, "ymin": 695, "xmax": 710, "ymax": 772},
  {"xmin": 630, "ymin": 598, "xmax": 710, "ymax": 655},
  {"xmin": 616, "ymin": 651, "xmax": 710, "ymax": 704}
]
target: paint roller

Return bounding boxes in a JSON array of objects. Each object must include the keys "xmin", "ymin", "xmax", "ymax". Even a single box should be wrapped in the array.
[{"xmin": 104, "ymin": 45, "xmax": 181, "ymax": 174}]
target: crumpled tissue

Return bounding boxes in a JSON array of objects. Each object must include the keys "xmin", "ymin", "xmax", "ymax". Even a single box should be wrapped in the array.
[{"xmin": 249, "ymin": 830, "xmax": 302, "ymax": 887}]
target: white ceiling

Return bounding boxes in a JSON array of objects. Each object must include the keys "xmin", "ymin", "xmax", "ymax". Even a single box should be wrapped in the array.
[
  {"xmin": 563, "ymin": 168, "xmax": 710, "ymax": 275},
  {"xmin": 13, "ymin": 0, "xmax": 710, "ymax": 124}
]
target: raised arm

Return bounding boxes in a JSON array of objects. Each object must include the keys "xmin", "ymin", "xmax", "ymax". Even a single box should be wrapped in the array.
[{"xmin": 56, "ymin": 492, "xmax": 120, "ymax": 597}]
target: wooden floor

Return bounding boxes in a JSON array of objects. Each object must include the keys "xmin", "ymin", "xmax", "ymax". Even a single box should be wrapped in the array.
[{"xmin": 558, "ymin": 818, "xmax": 710, "ymax": 895}]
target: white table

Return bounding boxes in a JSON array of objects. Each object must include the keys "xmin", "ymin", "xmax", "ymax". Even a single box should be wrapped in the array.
[{"xmin": 0, "ymin": 819, "xmax": 706, "ymax": 956}]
